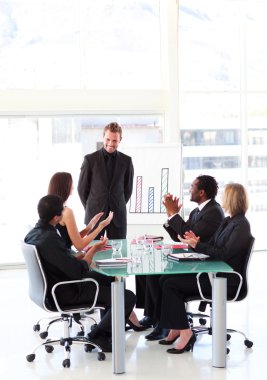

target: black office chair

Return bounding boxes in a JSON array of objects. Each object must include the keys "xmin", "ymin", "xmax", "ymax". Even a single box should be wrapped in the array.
[
  {"xmin": 186, "ymin": 236, "xmax": 255, "ymax": 351},
  {"xmin": 21, "ymin": 242, "xmax": 106, "ymax": 368}
]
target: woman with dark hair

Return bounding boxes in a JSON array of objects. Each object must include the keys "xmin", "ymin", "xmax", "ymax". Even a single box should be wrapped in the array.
[
  {"xmin": 48, "ymin": 172, "xmax": 113, "ymax": 254},
  {"xmin": 156, "ymin": 183, "xmax": 252, "ymax": 354},
  {"xmin": 47, "ymin": 172, "xmax": 141, "ymax": 339}
]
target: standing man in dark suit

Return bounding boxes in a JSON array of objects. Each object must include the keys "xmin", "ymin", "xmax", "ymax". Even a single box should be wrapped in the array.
[
  {"xmin": 139, "ymin": 175, "xmax": 225, "ymax": 340},
  {"xmin": 78, "ymin": 122, "xmax": 134, "ymax": 239}
]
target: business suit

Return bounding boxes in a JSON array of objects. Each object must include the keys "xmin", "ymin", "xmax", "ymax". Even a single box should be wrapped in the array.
[
  {"xmin": 78, "ymin": 148, "xmax": 134, "ymax": 239},
  {"xmin": 137, "ymin": 199, "xmax": 224, "ymax": 320},
  {"xmin": 164, "ymin": 199, "xmax": 224, "ymax": 243},
  {"xmin": 158, "ymin": 214, "xmax": 252, "ymax": 330},
  {"xmin": 24, "ymin": 220, "xmax": 136, "ymax": 335}
]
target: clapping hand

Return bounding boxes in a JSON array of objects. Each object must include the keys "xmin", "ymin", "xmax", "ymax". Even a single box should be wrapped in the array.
[
  {"xmin": 85, "ymin": 237, "xmax": 108, "ymax": 261},
  {"xmin": 99, "ymin": 211, "xmax": 114, "ymax": 228},
  {"xmin": 163, "ymin": 193, "xmax": 182, "ymax": 217},
  {"xmin": 93, "ymin": 237, "xmax": 108, "ymax": 252},
  {"xmin": 178, "ymin": 230, "xmax": 200, "ymax": 249},
  {"xmin": 87, "ymin": 212, "xmax": 104, "ymax": 231}
]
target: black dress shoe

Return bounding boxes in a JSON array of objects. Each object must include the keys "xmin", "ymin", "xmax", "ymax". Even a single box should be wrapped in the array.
[
  {"xmin": 126, "ymin": 319, "xmax": 149, "ymax": 332},
  {"xmin": 145, "ymin": 324, "xmax": 170, "ymax": 341},
  {"xmin": 158, "ymin": 336, "xmax": 179, "ymax": 345},
  {"xmin": 167, "ymin": 333, "xmax": 196, "ymax": 354},
  {"xmin": 139, "ymin": 316, "xmax": 154, "ymax": 328}
]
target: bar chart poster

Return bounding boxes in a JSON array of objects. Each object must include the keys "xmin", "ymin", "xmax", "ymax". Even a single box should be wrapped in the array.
[{"xmin": 120, "ymin": 143, "xmax": 183, "ymax": 224}]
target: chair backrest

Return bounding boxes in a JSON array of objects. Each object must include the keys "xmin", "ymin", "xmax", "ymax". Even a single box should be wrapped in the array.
[
  {"xmin": 21, "ymin": 241, "xmax": 51, "ymax": 312},
  {"xmin": 236, "ymin": 235, "xmax": 255, "ymax": 301},
  {"xmin": 186, "ymin": 235, "xmax": 255, "ymax": 306}
]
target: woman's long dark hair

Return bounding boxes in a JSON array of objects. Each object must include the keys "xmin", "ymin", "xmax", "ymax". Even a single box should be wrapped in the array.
[{"xmin": 47, "ymin": 172, "xmax": 73, "ymax": 203}]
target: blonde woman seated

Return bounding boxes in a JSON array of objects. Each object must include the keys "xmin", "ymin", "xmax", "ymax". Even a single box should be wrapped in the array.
[
  {"xmin": 155, "ymin": 183, "xmax": 252, "ymax": 354},
  {"xmin": 48, "ymin": 172, "xmax": 113, "ymax": 256}
]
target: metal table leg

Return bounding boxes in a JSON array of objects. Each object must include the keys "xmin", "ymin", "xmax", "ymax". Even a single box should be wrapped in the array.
[
  {"xmin": 111, "ymin": 277, "xmax": 125, "ymax": 374},
  {"xmin": 212, "ymin": 276, "xmax": 227, "ymax": 368}
]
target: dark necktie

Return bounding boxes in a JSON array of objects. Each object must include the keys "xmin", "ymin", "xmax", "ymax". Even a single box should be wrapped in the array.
[
  {"xmin": 106, "ymin": 155, "xmax": 114, "ymax": 183},
  {"xmin": 103, "ymin": 150, "xmax": 116, "ymax": 184},
  {"xmin": 192, "ymin": 208, "xmax": 200, "ymax": 224}
]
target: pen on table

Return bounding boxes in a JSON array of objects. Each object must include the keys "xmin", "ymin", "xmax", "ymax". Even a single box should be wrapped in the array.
[{"xmin": 104, "ymin": 230, "xmax": 107, "ymax": 239}]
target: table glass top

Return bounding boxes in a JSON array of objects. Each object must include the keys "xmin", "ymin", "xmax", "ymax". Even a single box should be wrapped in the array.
[{"xmin": 90, "ymin": 239, "xmax": 233, "ymax": 277}]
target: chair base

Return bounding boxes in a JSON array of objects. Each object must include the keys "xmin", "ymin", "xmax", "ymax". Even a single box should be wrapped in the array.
[
  {"xmin": 192, "ymin": 325, "xmax": 253, "ymax": 349},
  {"xmin": 26, "ymin": 335, "xmax": 106, "ymax": 367},
  {"xmin": 34, "ymin": 310, "xmax": 101, "ymax": 340},
  {"xmin": 28, "ymin": 315, "xmax": 106, "ymax": 367}
]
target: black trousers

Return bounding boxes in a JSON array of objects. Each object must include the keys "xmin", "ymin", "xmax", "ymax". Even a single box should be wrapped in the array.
[
  {"xmin": 94, "ymin": 223, "xmax": 126, "ymax": 240},
  {"xmin": 93, "ymin": 209, "xmax": 127, "ymax": 239},
  {"xmin": 135, "ymin": 274, "xmax": 161, "ymax": 324},
  {"xmin": 135, "ymin": 275, "xmax": 146, "ymax": 309},
  {"xmin": 144, "ymin": 275, "xmax": 161, "ymax": 322},
  {"xmin": 154, "ymin": 274, "xmax": 210, "ymax": 330},
  {"xmin": 77, "ymin": 271, "xmax": 136, "ymax": 334}
]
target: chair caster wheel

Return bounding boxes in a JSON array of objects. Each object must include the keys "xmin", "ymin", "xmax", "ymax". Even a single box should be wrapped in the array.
[
  {"xmin": 90, "ymin": 323, "xmax": 97, "ymax": 331},
  {"xmin": 26, "ymin": 354, "xmax": 35, "ymax": 362},
  {"xmin": 45, "ymin": 345, "xmax": 54, "ymax": 353},
  {"xmin": 40, "ymin": 331, "xmax": 48, "ymax": 339},
  {"xmin": 33, "ymin": 324, "xmax": 40, "ymax": 332},
  {"xmin": 98, "ymin": 352, "xmax": 106, "ymax": 361},
  {"xmin": 63, "ymin": 358, "xmax": 70, "ymax": 368},
  {"xmin": 244, "ymin": 339, "xmax": 253, "ymax": 348},
  {"xmin": 77, "ymin": 330, "xmax": 84, "ymax": 337},
  {"xmin": 226, "ymin": 333, "xmax": 231, "ymax": 341},
  {"xmin": 199, "ymin": 318, "xmax": 207, "ymax": 325},
  {"xmin": 84, "ymin": 344, "xmax": 94, "ymax": 352},
  {"xmin": 226, "ymin": 348, "xmax": 230, "ymax": 355}
]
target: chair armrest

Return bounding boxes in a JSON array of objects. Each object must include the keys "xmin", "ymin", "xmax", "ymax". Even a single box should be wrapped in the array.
[
  {"xmin": 196, "ymin": 273, "xmax": 212, "ymax": 302},
  {"xmin": 196, "ymin": 271, "xmax": 243, "ymax": 303},
  {"xmin": 224, "ymin": 271, "xmax": 243, "ymax": 302},
  {"xmin": 51, "ymin": 278, "xmax": 99, "ymax": 314}
]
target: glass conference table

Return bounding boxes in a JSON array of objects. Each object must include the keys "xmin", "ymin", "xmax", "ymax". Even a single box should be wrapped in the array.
[{"xmin": 90, "ymin": 239, "xmax": 233, "ymax": 374}]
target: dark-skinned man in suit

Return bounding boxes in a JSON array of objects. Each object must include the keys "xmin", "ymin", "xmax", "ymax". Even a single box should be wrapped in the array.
[{"xmin": 137, "ymin": 175, "xmax": 225, "ymax": 341}]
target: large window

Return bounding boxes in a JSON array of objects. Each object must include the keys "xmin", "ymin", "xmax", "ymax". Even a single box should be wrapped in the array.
[
  {"xmin": 1, "ymin": 0, "xmax": 267, "ymax": 265},
  {"xmin": 0, "ymin": 115, "xmax": 163, "ymax": 264},
  {"xmin": 0, "ymin": 0, "xmax": 164, "ymax": 265},
  {"xmin": 0, "ymin": 0, "xmax": 160, "ymax": 89},
  {"xmin": 179, "ymin": 0, "xmax": 267, "ymax": 250}
]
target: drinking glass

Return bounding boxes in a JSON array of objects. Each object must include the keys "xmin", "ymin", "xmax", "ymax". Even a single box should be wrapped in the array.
[
  {"xmin": 130, "ymin": 244, "xmax": 142, "ymax": 268},
  {"xmin": 143, "ymin": 239, "xmax": 153, "ymax": 255},
  {"xmin": 111, "ymin": 240, "xmax": 122, "ymax": 258},
  {"xmin": 135, "ymin": 236, "xmax": 145, "ymax": 251},
  {"xmin": 161, "ymin": 244, "xmax": 173, "ymax": 260}
]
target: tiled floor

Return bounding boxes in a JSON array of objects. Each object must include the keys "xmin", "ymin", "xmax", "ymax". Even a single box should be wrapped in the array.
[{"xmin": 0, "ymin": 250, "xmax": 266, "ymax": 380}]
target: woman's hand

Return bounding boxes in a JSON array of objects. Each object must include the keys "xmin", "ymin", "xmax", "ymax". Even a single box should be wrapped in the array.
[
  {"xmin": 91, "ymin": 237, "xmax": 108, "ymax": 253},
  {"xmin": 99, "ymin": 211, "xmax": 114, "ymax": 228},
  {"xmin": 178, "ymin": 230, "xmax": 200, "ymax": 249},
  {"xmin": 83, "ymin": 237, "xmax": 108, "ymax": 265},
  {"xmin": 86, "ymin": 212, "xmax": 104, "ymax": 231}
]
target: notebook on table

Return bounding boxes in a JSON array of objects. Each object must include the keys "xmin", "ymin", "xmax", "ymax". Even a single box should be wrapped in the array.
[
  {"xmin": 131, "ymin": 235, "xmax": 164, "ymax": 243},
  {"xmin": 94, "ymin": 258, "xmax": 131, "ymax": 267},
  {"xmin": 168, "ymin": 252, "xmax": 209, "ymax": 262}
]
